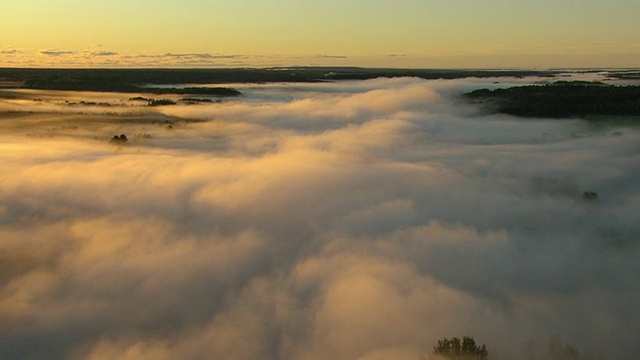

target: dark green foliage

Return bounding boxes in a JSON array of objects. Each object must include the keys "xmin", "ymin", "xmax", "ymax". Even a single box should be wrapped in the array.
[
  {"xmin": 21, "ymin": 79, "xmax": 241, "ymax": 97},
  {"xmin": 65, "ymin": 100, "xmax": 112, "ymax": 107},
  {"xmin": 0, "ymin": 68, "xmax": 563, "ymax": 99},
  {"xmin": 180, "ymin": 97, "xmax": 216, "ymax": 104},
  {"xmin": 149, "ymin": 87, "xmax": 241, "ymax": 96},
  {"xmin": 465, "ymin": 82, "xmax": 640, "ymax": 119},
  {"xmin": 129, "ymin": 96, "xmax": 151, "ymax": 102},
  {"xmin": 0, "ymin": 69, "xmax": 241, "ymax": 96},
  {"xmin": 582, "ymin": 191, "xmax": 598, "ymax": 201},
  {"xmin": 313, "ymin": 68, "xmax": 556, "ymax": 81},
  {"xmin": 431, "ymin": 336, "xmax": 488, "ymax": 359},
  {"xmin": 147, "ymin": 99, "xmax": 176, "ymax": 106},
  {"xmin": 608, "ymin": 70, "xmax": 640, "ymax": 80},
  {"xmin": 109, "ymin": 134, "xmax": 128, "ymax": 143},
  {"xmin": 0, "ymin": 67, "xmax": 557, "ymax": 90}
]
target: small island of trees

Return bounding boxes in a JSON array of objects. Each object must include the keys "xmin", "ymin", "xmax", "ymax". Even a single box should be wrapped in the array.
[
  {"xmin": 465, "ymin": 81, "xmax": 640, "ymax": 120},
  {"xmin": 424, "ymin": 336, "xmax": 488, "ymax": 360},
  {"xmin": 422, "ymin": 335, "xmax": 593, "ymax": 360}
]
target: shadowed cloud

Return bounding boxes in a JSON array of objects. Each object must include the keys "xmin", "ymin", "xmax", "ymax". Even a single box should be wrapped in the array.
[
  {"xmin": 39, "ymin": 49, "xmax": 78, "ymax": 56},
  {"xmin": 91, "ymin": 51, "xmax": 118, "ymax": 56}
]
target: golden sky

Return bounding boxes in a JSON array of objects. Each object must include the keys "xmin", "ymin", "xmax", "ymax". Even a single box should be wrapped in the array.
[{"xmin": 1, "ymin": 0, "xmax": 639, "ymax": 68}]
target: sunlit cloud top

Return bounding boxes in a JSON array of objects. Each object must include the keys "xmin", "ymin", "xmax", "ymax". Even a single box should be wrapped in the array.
[{"xmin": 1, "ymin": 74, "xmax": 640, "ymax": 359}]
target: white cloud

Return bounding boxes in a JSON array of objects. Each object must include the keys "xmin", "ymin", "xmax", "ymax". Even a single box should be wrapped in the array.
[{"xmin": 0, "ymin": 76, "xmax": 639, "ymax": 359}]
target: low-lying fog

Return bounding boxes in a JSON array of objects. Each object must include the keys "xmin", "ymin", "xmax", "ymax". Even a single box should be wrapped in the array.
[{"xmin": 1, "ymin": 77, "xmax": 639, "ymax": 360}]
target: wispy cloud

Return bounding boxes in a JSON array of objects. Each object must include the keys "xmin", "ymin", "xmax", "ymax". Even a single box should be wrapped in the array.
[
  {"xmin": 158, "ymin": 52, "xmax": 246, "ymax": 59},
  {"xmin": 309, "ymin": 54, "xmax": 348, "ymax": 59},
  {"xmin": 114, "ymin": 52, "xmax": 249, "ymax": 66},
  {"xmin": 91, "ymin": 51, "xmax": 118, "ymax": 56},
  {"xmin": 39, "ymin": 49, "xmax": 77, "ymax": 56},
  {"xmin": 1, "ymin": 48, "xmax": 21, "ymax": 55}
]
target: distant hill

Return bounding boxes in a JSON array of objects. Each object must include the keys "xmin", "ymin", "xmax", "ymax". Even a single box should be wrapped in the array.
[{"xmin": 0, "ymin": 67, "xmax": 557, "ymax": 91}]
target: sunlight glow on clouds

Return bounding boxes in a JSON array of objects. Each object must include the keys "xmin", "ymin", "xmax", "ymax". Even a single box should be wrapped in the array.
[
  {"xmin": 1, "ymin": 77, "xmax": 639, "ymax": 359},
  {"xmin": 1, "ymin": 49, "xmax": 350, "ymax": 68}
]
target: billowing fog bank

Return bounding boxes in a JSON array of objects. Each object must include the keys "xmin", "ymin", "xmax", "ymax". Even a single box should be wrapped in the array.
[{"xmin": 1, "ymin": 77, "xmax": 639, "ymax": 359}]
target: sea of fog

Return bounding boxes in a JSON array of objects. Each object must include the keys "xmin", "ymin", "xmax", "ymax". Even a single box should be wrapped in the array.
[{"xmin": 1, "ymin": 76, "xmax": 639, "ymax": 360}]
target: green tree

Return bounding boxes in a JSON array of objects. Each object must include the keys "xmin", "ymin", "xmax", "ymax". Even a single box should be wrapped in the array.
[{"xmin": 429, "ymin": 336, "xmax": 488, "ymax": 359}]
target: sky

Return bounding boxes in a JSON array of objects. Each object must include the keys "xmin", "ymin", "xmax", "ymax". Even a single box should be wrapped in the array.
[
  {"xmin": 1, "ymin": 74, "xmax": 640, "ymax": 359},
  {"xmin": 1, "ymin": 0, "xmax": 640, "ymax": 68}
]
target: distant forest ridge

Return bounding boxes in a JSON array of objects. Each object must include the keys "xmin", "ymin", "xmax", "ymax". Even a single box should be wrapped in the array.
[
  {"xmin": 0, "ymin": 67, "xmax": 566, "ymax": 97},
  {"xmin": 1, "ymin": 67, "xmax": 637, "ymax": 86},
  {"xmin": 0, "ymin": 67, "xmax": 561, "ymax": 85},
  {"xmin": 465, "ymin": 81, "xmax": 640, "ymax": 119},
  {"xmin": 0, "ymin": 67, "xmax": 564, "ymax": 96},
  {"xmin": 1, "ymin": 68, "xmax": 639, "ymax": 116}
]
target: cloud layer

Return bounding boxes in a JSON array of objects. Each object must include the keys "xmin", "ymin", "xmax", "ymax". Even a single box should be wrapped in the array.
[
  {"xmin": 0, "ymin": 48, "xmax": 350, "ymax": 68},
  {"xmin": 1, "ymin": 77, "xmax": 639, "ymax": 360}
]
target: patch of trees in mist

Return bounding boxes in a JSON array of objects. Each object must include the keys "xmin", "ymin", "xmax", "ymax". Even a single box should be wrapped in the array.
[
  {"xmin": 424, "ymin": 335, "xmax": 607, "ymax": 360},
  {"xmin": 22, "ymin": 79, "xmax": 241, "ymax": 97},
  {"xmin": 0, "ymin": 68, "xmax": 241, "ymax": 96},
  {"xmin": 465, "ymin": 81, "xmax": 640, "ymax": 119}
]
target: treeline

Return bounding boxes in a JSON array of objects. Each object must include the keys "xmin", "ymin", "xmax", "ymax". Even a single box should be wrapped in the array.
[
  {"xmin": 0, "ymin": 67, "xmax": 558, "ymax": 87},
  {"xmin": 465, "ymin": 82, "xmax": 640, "ymax": 119},
  {"xmin": 608, "ymin": 70, "xmax": 640, "ymax": 81},
  {"xmin": 426, "ymin": 335, "xmax": 606, "ymax": 360},
  {"xmin": 20, "ymin": 78, "xmax": 241, "ymax": 97}
]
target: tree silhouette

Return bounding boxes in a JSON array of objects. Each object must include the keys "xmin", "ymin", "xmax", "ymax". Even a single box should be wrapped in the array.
[
  {"xmin": 109, "ymin": 134, "xmax": 128, "ymax": 143},
  {"xmin": 543, "ymin": 335, "xmax": 582, "ymax": 360},
  {"xmin": 430, "ymin": 336, "xmax": 488, "ymax": 359}
]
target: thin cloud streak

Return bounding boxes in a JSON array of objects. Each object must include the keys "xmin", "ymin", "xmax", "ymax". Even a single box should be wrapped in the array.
[
  {"xmin": 91, "ymin": 51, "xmax": 118, "ymax": 56},
  {"xmin": 4, "ymin": 49, "xmax": 353, "ymax": 68},
  {"xmin": 1, "ymin": 48, "xmax": 21, "ymax": 54},
  {"xmin": 39, "ymin": 49, "xmax": 78, "ymax": 56}
]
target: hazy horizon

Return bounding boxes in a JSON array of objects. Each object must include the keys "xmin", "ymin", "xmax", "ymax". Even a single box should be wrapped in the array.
[{"xmin": 2, "ymin": 1, "xmax": 640, "ymax": 69}]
